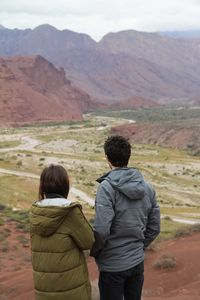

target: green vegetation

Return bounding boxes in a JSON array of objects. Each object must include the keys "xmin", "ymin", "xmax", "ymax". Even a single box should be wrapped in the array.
[
  {"xmin": 0, "ymin": 140, "xmax": 20, "ymax": 148},
  {"xmin": 94, "ymin": 106, "xmax": 200, "ymax": 126},
  {"xmin": 159, "ymin": 218, "xmax": 190, "ymax": 241},
  {"xmin": 16, "ymin": 235, "xmax": 29, "ymax": 246},
  {"xmin": 0, "ymin": 205, "xmax": 30, "ymax": 232},
  {"xmin": 0, "ymin": 175, "xmax": 38, "ymax": 208},
  {"xmin": 175, "ymin": 223, "xmax": 200, "ymax": 238}
]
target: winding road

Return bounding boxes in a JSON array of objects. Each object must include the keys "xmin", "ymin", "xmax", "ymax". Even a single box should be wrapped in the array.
[{"xmin": 0, "ymin": 167, "xmax": 95, "ymax": 207}]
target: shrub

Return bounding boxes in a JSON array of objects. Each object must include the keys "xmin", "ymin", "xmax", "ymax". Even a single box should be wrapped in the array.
[
  {"xmin": 1, "ymin": 241, "xmax": 9, "ymax": 252},
  {"xmin": 175, "ymin": 228, "xmax": 191, "ymax": 238},
  {"xmin": 190, "ymin": 223, "xmax": 200, "ymax": 233},
  {"xmin": 85, "ymin": 182, "xmax": 95, "ymax": 187},
  {"xmin": 174, "ymin": 223, "xmax": 200, "ymax": 239},
  {"xmin": 0, "ymin": 218, "xmax": 5, "ymax": 226},
  {"xmin": 163, "ymin": 215, "xmax": 172, "ymax": 221},
  {"xmin": 16, "ymin": 235, "xmax": 29, "ymax": 247},
  {"xmin": 0, "ymin": 204, "xmax": 6, "ymax": 211},
  {"xmin": 153, "ymin": 253, "xmax": 177, "ymax": 270},
  {"xmin": 16, "ymin": 160, "xmax": 22, "ymax": 166}
]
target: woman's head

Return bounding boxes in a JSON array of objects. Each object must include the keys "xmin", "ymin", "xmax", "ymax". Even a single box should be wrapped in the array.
[{"xmin": 39, "ymin": 164, "xmax": 70, "ymax": 200}]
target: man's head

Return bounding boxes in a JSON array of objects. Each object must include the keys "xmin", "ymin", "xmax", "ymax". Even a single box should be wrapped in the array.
[{"xmin": 104, "ymin": 135, "xmax": 131, "ymax": 168}]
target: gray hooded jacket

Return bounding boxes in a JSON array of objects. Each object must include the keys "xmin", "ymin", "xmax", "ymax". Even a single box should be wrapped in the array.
[{"xmin": 90, "ymin": 167, "xmax": 160, "ymax": 272}]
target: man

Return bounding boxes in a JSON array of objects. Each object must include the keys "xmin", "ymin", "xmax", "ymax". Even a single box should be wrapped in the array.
[{"xmin": 90, "ymin": 135, "xmax": 160, "ymax": 300}]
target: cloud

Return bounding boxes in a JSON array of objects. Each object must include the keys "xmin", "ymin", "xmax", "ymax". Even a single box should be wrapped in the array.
[
  {"xmin": 0, "ymin": 0, "xmax": 104, "ymax": 16},
  {"xmin": 1, "ymin": 0, "xmax": 200, "ymax": 40}
]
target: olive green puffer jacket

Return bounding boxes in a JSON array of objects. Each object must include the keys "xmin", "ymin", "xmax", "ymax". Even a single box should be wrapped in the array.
[{"xmin": 30, "ymin": 201, "xmax": 94, "ymax": 300}]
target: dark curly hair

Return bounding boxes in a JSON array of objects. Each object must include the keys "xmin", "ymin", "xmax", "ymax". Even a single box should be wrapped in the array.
[{"xmin": 104, "ymin": 135, "xmax": 131, "ymax": 167}]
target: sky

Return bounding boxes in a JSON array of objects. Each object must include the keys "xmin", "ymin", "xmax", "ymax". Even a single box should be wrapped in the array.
[{"xmin": 1, "ymin": 0, "xmax": 200, "ymax": 40}]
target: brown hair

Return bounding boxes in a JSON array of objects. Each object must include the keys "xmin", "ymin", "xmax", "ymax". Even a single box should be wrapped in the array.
[{"xmin": 39, "ymin": 164, "xmax": 70, "ymax": 200}]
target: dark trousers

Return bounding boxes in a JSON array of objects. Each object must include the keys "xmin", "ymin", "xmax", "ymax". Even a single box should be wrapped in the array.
[{"xmin": 98, "ymin": 261, "xmax": 144, "ymax": 300}]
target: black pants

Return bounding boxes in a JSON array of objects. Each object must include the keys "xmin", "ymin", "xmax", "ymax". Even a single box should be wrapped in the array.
[{"xmin": 98, "ymin": 261, "xmax": 144, "ymax": 300}]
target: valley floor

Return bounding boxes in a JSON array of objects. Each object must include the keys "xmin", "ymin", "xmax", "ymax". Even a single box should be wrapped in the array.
[{"xmin": 0, "ymin": 113, "xmax": 199, "ymax": 299}]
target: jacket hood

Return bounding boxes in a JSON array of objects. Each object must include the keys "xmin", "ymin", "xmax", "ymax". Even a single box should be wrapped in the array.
[
  {"xmin": 97, "ymin": 167, "xmax": 145, "ymax": 200},
  {"xmin": 30, "ymin": 199, "xmax": 80, "ymax": 237}
]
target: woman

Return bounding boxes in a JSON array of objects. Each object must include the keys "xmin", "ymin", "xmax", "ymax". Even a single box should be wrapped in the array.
[{"xmin": 30, "ymin": 164, "xmax": 94, "ymax": 300}]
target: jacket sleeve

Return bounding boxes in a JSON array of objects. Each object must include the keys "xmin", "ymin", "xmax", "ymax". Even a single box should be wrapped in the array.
[
  {"xmin": 90, "ymin": 181, "xmax": 115, "ymax": 258},
  {"xmin": 69, "ymin": 206, "xmax": 95, "ymax": 250},
  {"xmin": 144, "ymin": 186, "xmax": 160, "ymax": 249}
]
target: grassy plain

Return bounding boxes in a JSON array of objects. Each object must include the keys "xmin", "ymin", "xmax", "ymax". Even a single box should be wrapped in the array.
[
  {"xmin": 0, "ymin": 110, "xmax": 199, "ymax": 241},
  {"xmin": 94, "ymin": 106, "xmax": 200, "ymax": 126}
]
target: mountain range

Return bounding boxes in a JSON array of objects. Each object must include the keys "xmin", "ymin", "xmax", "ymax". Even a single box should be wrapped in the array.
[
  {"xmin": 160, "ymin": 30, "xmax": 200, "ymax": 39},
  {"xmin": 0, "ymin": 24, "xmax": 200, "ymax": 105}
]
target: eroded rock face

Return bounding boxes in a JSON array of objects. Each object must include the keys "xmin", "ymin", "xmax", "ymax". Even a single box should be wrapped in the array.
[
  {"xmin": 0, "ymin": 55, "xmax": 93, "ymax": 126},
  {"xmin": 112, "ymin": 123, "xmax": 200, "ymax": 154}
]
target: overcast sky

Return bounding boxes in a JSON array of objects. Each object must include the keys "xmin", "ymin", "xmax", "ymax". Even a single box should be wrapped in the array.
[{"xmin": 1, "ymin": 0, "xmax": 200, "ymax": 40}]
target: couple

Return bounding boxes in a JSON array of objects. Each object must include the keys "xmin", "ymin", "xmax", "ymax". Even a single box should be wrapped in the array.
[{"xmin": 30, "ymin": 135, "xmax": 160, "ymax": 300}]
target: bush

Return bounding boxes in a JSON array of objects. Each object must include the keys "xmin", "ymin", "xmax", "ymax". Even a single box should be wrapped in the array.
[
  {"xmin": 153, "ymin": 253, "xmax": 177, "ymax": 270},
  {"xmin": 175, "ymin": 228, "xmax": 191, "ymax": 238},
  {"xmin": 163, "ymin": 215, "xmax": 172, "ymax": 221},
  {"xmin": 16, "ymin": 160, "xmax": 22, "ymax": 166},
  {"xmin": 191, "ymin": 224, "xmax": 200, "ymax": 232},
  {"xmin": 0, "ymin": 204, "xmax": 6, "ymax": 211},
  {"xmin": 175, "ymin": 223, "xmax": 200, "ymax": 238}
]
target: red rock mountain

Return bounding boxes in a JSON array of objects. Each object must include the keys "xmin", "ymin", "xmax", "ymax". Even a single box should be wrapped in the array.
[
  {"xmin": 0, "ymin": 55, "xmax": 93, "ymax": 126},
  {"xmin": 1, "ymin": 25, "xmax": 200, "ymax": 105},
  {"xmin": 112, "ymin": 123, "xmax": 200, "ymax": 155}
]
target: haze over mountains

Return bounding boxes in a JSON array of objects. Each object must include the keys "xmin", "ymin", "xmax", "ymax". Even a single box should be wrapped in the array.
[
  {"xmin": 160, "ymin": 30, "xmax": 200, "ymax": 39},
  {"xmin": 0, "ymin": 24, "xmax": 200, "ymax": 105}
]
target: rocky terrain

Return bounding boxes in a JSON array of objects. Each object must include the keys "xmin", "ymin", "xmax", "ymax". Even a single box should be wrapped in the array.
[
  {"xmin": 112, "ymin": 123, "xmax": 200, "ymax": 155},
  {"xmin": 1, "ymin": 25, "xmax": 200, "ymax": 104},
  {"xmin": 0, "ymin": 55, "xmax": 94, "ymax": 126}
]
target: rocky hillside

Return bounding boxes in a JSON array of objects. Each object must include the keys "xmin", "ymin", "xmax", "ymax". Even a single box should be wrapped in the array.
[
  {"xmin": 1, "ymin": 25, "xmax": 200, "ymax": 104},
  {"xmin": 112, "ymin": 123, "xmax": 200, "ymax": 155},
  {"xmin": 0, "ymin": 55, "xmax": 94, "ymax": 126}
]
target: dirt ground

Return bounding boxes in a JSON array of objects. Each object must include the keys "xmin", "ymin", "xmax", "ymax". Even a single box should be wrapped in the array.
[{"xmin": 0, "ymin": 220, "xmax": 200, "ymax": 300}]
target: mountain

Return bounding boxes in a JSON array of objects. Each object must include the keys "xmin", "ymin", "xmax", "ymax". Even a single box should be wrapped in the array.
[
  {"xmin": 98, "ymin": 30, "xmax": 200, "ymax": 103},
  {"xmin": 1, "ymin": 25, "xmax": 200, "ymax": 105},
  {"xmin": 0, "ymin": 55, "xmax": 94, "ymax": 126},
  {"xmin": 159, "ymin": 30, "xmax": 200, "ymax": 39}
]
